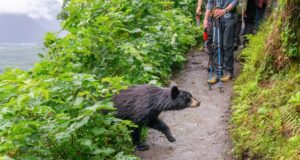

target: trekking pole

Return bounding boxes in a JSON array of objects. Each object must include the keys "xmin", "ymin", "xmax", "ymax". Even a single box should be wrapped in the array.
[
  {"xmin": 196, "ymin": 15, "xmax": 201, "ymax": 27},
  {"xmin": 240, "ymin": 6, "xmax": 245, "ymax": 48},
  {"xmin": 208, "ymin": 19, "xmax": 216, "ymax": 90},
  {"xmin": 241, "ymin": 6, "xmax": 245, "ymax": 35},
  {"xmin": 216, "ymin": 17, "xmax": 223, "ymax": 92},
  {"xmin": 208, "ymin": 57, "xmax": 213, "ymax": 90}
]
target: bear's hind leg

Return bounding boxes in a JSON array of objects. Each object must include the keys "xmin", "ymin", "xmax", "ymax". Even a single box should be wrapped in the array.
[
  {"xmin": 132, "ymin": 125, "xmax": 149, "ymax": 151},
  {"xmin": 149, "ymin": 118, "xmax": 176, "ymax": 142}
]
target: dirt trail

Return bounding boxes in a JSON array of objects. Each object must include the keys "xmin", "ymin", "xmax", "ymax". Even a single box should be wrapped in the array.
[{"xmin": 135, "ymin": 50, "xmax": 239, "ymax": 160}]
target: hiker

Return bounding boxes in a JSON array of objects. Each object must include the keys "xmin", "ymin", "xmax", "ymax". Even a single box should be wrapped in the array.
[
  {"xmin": 233, "ymin": 0, "xmax": 248, "ymax": 51},
  {"xmin": 204, "ymin": 0, "xmax": 238, "ymax": 84},
  {"xmin": 234, "ymin": 0, "xmax": 253, "ymax": 50},
  {"xmin": 196, "ymin": 0, "xmax": 214, "ymax": 70},
  {"xmin": 255, "ymin": 0, "xmax": 271, "ymax": 29},
  {"xmin": 196, "ymin": 0, "xmax": 214, "ymax": 65}
]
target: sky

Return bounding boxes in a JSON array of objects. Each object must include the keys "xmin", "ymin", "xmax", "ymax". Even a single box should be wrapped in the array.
[
  {"xmin": 0, "ymin": 0, "xmax": 64, "ymax": 43},
  {"xmin": 0, "ymin": 0, "xmax": 63, "ymax": 20}
]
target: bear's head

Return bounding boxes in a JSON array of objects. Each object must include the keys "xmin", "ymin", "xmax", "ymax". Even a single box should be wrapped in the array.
[{"xmin": 168, "ymin": 82, "xmax": 200, "ymax": 110}]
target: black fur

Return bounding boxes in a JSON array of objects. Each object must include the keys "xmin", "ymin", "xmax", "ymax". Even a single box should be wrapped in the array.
[{"xmin": 113, "ymin": 84, "xmax": 200, "ymax": 151}]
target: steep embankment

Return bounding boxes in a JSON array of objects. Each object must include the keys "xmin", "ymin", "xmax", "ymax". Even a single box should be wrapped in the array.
[{"xmin": 230, "ymin": 0, "xmax": 300, "ymax": 159}]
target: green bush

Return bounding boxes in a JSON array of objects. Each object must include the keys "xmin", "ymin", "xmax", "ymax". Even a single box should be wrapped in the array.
[
  {"xmin": 0, "ymin": 69, "xmax": 136, "ymax": 159},
  {"xmin": 52, "ymin": 0, "xmax": 197, "ymax": 84},
  {"xmin": 0, "ymin": 0, "xmax": 198, "ymax": 159}
]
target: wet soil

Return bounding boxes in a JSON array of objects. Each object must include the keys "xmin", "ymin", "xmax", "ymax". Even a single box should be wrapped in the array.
[{"xmin": 135, "ymin": 50, "xmax": 240, "ymax": 160}]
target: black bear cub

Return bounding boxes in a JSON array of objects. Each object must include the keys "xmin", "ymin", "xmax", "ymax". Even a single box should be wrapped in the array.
[{"xmin": 113, "ymin": 82, "xmax": 200, "ymax": 151}]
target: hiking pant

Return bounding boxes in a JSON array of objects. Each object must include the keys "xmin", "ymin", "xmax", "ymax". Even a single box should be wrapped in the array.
[
  {"xmin": 212, "ymin": 13, "xmax": 235, "ymax": 76},
  {"xmin": 244, "ymin": 0, "xmax": 256, "ymax": 35},
  {"xmin": 205, "ymin": 16, "xmax": 214, "ymax": 70},
  {"xmin": 206, "ymin": 17, "xmax": 214, "ymax": 55},
  {"xmin": 234, "ymin": 14, "xmax": 242, "ymax": 46},
  {"xmin": 255, "ymin": 2, "xmax": 267, "ymax": 29}
]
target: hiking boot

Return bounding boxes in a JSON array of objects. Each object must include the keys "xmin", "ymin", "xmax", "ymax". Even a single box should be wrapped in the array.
[
  {"xmin": 208, "ymin": 75, "xmax": 219, "ymax": 84},
  {"xmin": 221, "ymin": 73, "xmax": 232, "ymax": 82}
]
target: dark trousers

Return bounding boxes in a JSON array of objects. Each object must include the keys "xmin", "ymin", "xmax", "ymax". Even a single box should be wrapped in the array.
[
  {"xmin": 234, "ymin": 14, "xmax": 242, "ymax": 45},
  {"xmin": 212, "ymin": 15, "xmax": 235, "ymax": 76},
  {"xmin": 255, "ymin": 2, "xmax": 267, "ymax": 29},
  {"xmin": 244, "ymin": 0, "xmax": 256, "ymax": 34},
  {"xmin": 206, "ymin": 17, "xmax": 214, "ymax": 55}
]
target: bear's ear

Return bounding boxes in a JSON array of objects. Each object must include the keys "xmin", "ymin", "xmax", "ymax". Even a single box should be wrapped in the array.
[
  {"xmin": 170, "ymin": 82, "xmax": 179, "ymax": 99},
  {"xmin": 170, "ymin": 86, "xmax": 179, "ymax": 99}
]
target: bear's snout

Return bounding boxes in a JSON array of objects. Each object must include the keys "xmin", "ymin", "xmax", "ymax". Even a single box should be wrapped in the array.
[{"xmin": 190, "ymin": 97, "xmax": 200, "ymax": 108}]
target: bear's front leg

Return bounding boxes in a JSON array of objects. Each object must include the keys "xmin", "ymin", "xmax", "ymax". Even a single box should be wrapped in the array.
[
  {"xmin": 149, "ymin": 118, "xmax": 176, "ymax": 142},
  {"xmin": 132, "ymin": 125, "xmax": 149, "ymax": 151}
]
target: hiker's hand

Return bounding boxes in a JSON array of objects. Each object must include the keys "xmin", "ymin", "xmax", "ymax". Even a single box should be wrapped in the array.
[
  {"xmin": 196, "ymin": 6, "xmax": 201, "ymax": 16},
  {"xmin": 214, "ymin": 9, "xmax": 226, "ymax": 18},
  {"xmin": 203, "ymin": 19, "xmax": 208, "ymax": 28}
]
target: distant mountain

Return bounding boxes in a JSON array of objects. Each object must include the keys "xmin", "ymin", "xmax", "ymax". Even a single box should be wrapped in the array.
[{"xmin": 0, "ymin": 14, "xmax": 61, "ymax": 44}]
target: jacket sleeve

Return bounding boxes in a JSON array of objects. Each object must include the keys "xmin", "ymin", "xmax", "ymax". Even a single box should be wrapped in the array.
[{"xmin": 230, "ymin": 0, "xmax": 239, "ymax": 7}]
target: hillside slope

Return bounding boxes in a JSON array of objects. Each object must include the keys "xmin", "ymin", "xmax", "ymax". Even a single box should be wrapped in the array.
[{"xmin": 230, "ymin": 0, "xmax": 300, "ymax": 159}]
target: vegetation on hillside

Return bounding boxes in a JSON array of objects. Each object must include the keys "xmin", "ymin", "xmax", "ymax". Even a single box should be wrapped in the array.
[
  {"xmin": 230, "ymin": 0, "xmax": 300, "ymax": 159},
  {"xmin": 0, "ymin": 0, "xmax": 198, "ymax": 159}
]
